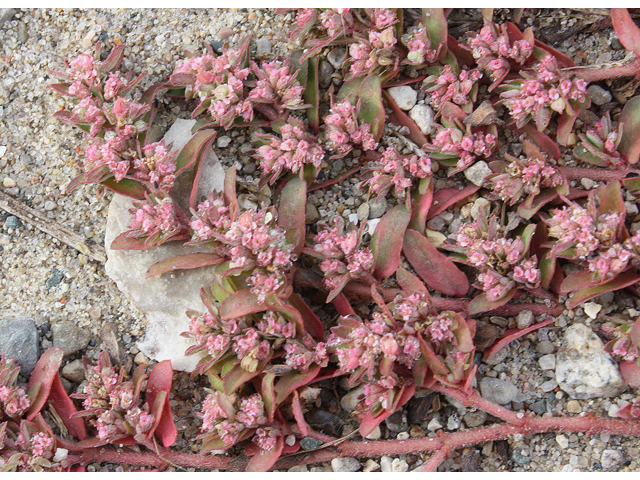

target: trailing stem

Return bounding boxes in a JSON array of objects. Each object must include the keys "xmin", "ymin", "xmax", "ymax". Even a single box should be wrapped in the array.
[
  {"xmin": 571, "ymin": 57, "xmax": 640, "ymax": 83},
  {"xmin": 559, "ymin": 166, "xmax": 640, "ymax": 183}
]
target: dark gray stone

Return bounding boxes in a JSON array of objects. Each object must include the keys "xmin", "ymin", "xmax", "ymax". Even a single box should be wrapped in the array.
[
  {"xmin": 319, "ymin": 60, "xmax": 334, "ymax": 89},
  {"xmin": 327, "ymin": 47, "xmax": 346, "ymax": 69},
  {"xmin": 5, "ymin": 216, "xmax": 20, "ymax": 229},
  {"xmin": 511, "ymin": 448, "xmax": 531, "ymax": 465},
  {"xmin": 479, "ymin": 377, "xmax": 518, "ymax": 405},
  {"xmin": 52, "ymin": 320, "xmax": 92, "ymax": 356},
  {"xmin": 463, "ymin": 410, "xmax": 487, "ymax": 428},
  {"xmin": 46, "ymin": 267, "xmax": 64, "ymax": 289},
  {"xmin": 61, "ymin": 359, "xmax": 85, "ymax": 383},
  {"xmin": 384, "ymin": 411, "xmax": 408, "ymax": 433},
  {"xmin": 529, "ymin": 399, "xmax": 546, "ymax": 415},
  {"xmin": 0, "ymin": 317, "xmax": 39, "ymax": 376},
  {"xmin": 300, "ymin": 437, "xmax": 323, "ymax": 451}
]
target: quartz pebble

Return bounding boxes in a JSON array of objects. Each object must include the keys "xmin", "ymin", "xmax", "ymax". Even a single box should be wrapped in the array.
[
  {"xmin": 556, "ymin": 434, "xmax": 569, "ymax": 448},
  {"xmin": 2, "ymin": 177, "xmax": 16, "ymax": 188},
  {"xmin": 538, "ymin": 354, "xmax": 556, "ymax": 371},
  {"xmin": 387, "ymin": 86, "xmax": 417, "ymax": 110},
  {"xmin": 409, "ymin": 104, "xmax": 435, "ymax": 135},
  {"xmin": 583, "ymin": 302, "xmax": 602, "ymax": 319},
  {"xmin": 464, "ymin": 161, "xmax": 493, "ymax": 187},
  {"xmin": 516, "ymin": 310, "xmax": 534, "ymax": 329},
  {"xmin": 331, "ymin": 457, "xmax": 360, "ymax": 472},
  {"xmin": 601, "ymin": 449, "xmax": 624, "ymax": 470},
  {"xmin": 255, "ymin": 37, "xmax": 271, "ymax": 56},
  {"xmin": 479, "ymin": 377, "xmax": 518, "ymax": 405}
]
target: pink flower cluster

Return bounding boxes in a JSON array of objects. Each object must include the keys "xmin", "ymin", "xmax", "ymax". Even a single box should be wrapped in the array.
[
  {"xmin": 254, "ymin": 120, "xmax": 325, "ymax": 184},
  {"xmin": 317, "ymin": 8, "xmax": 355, "ymax": 38},
  {"xmin": 313, "ymin": 217, "xmax": 374, "ymax": 294},
  {"xmin": 423, "ymin": 65, "xmax": 483, "ymax": 110},
  {"xmin": 323, "ymin": 99, "xmax": 378, "ymax": 157},
  {"xmin": 455, "ymin": 219, "xmax": 541, "ymax": 301},
  {"xmin": 347, "ymin": 27, "xmax": 397, "ymax": 79},
  {"xmin": 247, "ymin": 60, "xmax": 306, "ymax": 117},
  {"xmin": 189, "ymin": 191, "xmax": 233, "ymax": 243},
  {"xmin": 602, "ymin": 320, "xmax": 640, "ymax": 363},
  {"xmin": 489, "ymin": 153, "xmax": 565, "ymax": 205},
  {"xmin": 467, "ymin": 23, "xmax": 534, "ymax": 89},
  {"xmin": 0, "ymin": 355, "xmax": 32, "ymax": 420},
  {"xmin": 578, "ymin": 114, "xmax": 626, "ymax": 167},
  {"xmin": 131, "ymin": 141, "xmax": 178, "ymax": 193},
  {"xmin": 500, "ymin": 54, "xmax": 589, "ymax": 131},
  {"xmin": 127, "ymin": 197, "xmax": 190, "ymax": 247},
  {"xmin": 427, "ymin": 126, "xmax": 497, "ymax": 172},
  {"xmin": 401, "ymin": 25, "xmax": 440, "ymax": 65},
  {"xmin": 364, "ymin": 146, "xmax": 432, "ymax": 199},
  {"xmin": 72, "ymin": 352, "xmax": 155, "ymax": 443}
]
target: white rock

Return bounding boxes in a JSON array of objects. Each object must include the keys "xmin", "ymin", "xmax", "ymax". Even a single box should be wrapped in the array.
[
  {"xmin": 331, "ymin": 457, "xmax": 360, "ymax": 472},
  {"xmin": 391, "ymin": 458, "xmax": 409, "ymax": 472},
  {"xmin": 2, "ymin": 177, "xmax": 16, "ymax": 188},
  {"xmin": 387, "ymin": 86, "xmax": 418, "ymax": 111},
  {"xmin": 0, "ymin": 146, "xmax": 6, "ymax": 156},
  {"xmin": 52, "ymin": 448, "xmax": 68, "ymax": 463},
  {"xmin": 556, "ymin": 323, "xmax": 627, "ymax": 399},
  {"xmin": 380, "ymin": 455, "xmax": 393, "ymax": 473},
  {"xmin": 365, "ymin": 218, "xmax": 381, "ymax": 236},
  {"xmin": 409, "ymin": 104, "xmax": 435, "ymax": 135},
  {"xmin": 601, "ymin": 449, "xmax": 624, "ymax": 470},
  {"xmin": 105, "ymin": 119, "xmax": 225, "ymax": 372},
  {"xmin": 516, "ymin": 310, "xmax": 534, "ymax": 329},
  {"xmin": 555, "ymin": 434, "xmax": 569, "ymax": 449},
  {"xmin": 427, "ymin": 416, "xmax": 442, "ymax": 431},
  {"xmin": 538, "ymin": 354, "xmax": 556, "ymax": 371},
  {"xmin": 470, "ymin": 197, "xmax": 491, "ymax": 220},
  {"xmin": 340, "ymin": 385, "xmax": 366, "ymax": 412},
  {"xmin": 583, "ymin": 302, "xmax": 602, "ymax": 319},
  {"xmin": 365, "ymin": 425, "xmax": 382, "ymax": 440},
  {"xmin": 217, "ymin": 135, "xmax": 232, "ymax": 148},
  {"xmin": 464, "ymin": 161, "xmax": 493, "ymax": 187}
]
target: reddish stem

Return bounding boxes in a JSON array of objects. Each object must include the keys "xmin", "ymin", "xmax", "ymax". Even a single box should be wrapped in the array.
[
  {"xmin": 419, "ymin": 447, "xmax": 449, "ymax": 472},
  {"xmin": 559, "ymin": 166, "xmax": 640, "ymax": 182},
  {"xmin": 572, "ymin": 57, "xmax": 640, "ymax": 83},
  {"xmin": 308, "ymin": 166, "xmax": 361, "ymax": 192}
]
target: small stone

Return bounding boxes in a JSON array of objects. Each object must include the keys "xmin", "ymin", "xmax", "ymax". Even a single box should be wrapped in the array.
[
  {"xmin": 556, "ymin": 323, "xmax": 627, "ymax": 399},
  {"xmin": 363, "ymin": 459, "xmax": 380, "ymax": 472},
  {"xmin": 583, "ymin": 302, "xmax": 602, "ymax": 319},
  {"xmin": 409, "ymin": 425, "xmax": 424, "ymax": 437},
  {"xmin": 384, "ymin": 411, "xmax": 407, "ymax": 433},
  {"xmin": 365, "ymin": 425, "xmax": 382, "ymax": 440},
  {"xmin": 587, "ymin": 85, "xmax": 612, "ymax": 106},
  {"xmin": 0, "ymin": 8, "xmax": 16, "ymax": 26},
  {"xmin": 318, "ymin": 60, "xmax": 334, "ymax": 89},
  {"xmin": 217, "ymin": 136, "xmax": 232, "ymax": 148},
  {"xmin": 511, "ymin": 448, "xmax": 530, "ymax": 465},
  {"xmin": 463, "ymin": 410, "xmax": 487, "ymax": 428},
  {"xmin": 340, "ymin": 385, "xmax": 365, "ymax": 412},
  {"xmin": 541, "ymin": 379, "xmax": 558, "ymax": 392},
  {"xmin": 580, "ymin": 177, "xmax": 596, "ymax": 190},
  {"xmin": 2, "ymin": 177, "xmax": 16, "ymax": 188},
  {"xmin": 17, "ymin": 21, "xmax": 27, "ymax": 44},
  {"xmin": 218, "ymin": 27, "xmax": 234, "ymax": 40},
  {"xmin": 391, "ymin": 458, "xmax": 409, "ymax": 472},
  {"xmin": 479, "ymin": 377, "xmax": 518, "ymax": 405},
  {"xmin": 536, "ymin": 340, "xmax": 556, "ymax": 355},
  {"xmin": 396, "ymin": 432, "xmax": 410, "ymax": 440},
  {"xmin": 516, "ymin": 310, "xmax": 534, "ymax": 329},
  {"xmin": 601, "ymin": 449, "xmax": 624, "ymax": 470},
  {"xmin": 210, "ymin": 41, "xmax": 224, "ymax": 54},
  {"xmin": 300, "ymin": 436, "xmax": 323, "ymax": 451},
  {"xmin": 556, "ymin": 434, "xmax": 569, "ymax": 449},
  {"xmin": 409, "ymin": 104, "xmax": 435, "ymax": 135},
  {"xmin": 46, "ymin": 267, "xmax": 64, "ymax": 289},
  {"xmin": 288, "ymin": 465, "xmax": 308, "ymax": 472},
  {"xmin": 134, "ymin": 352, "xmax": 149, "ymax": 365},
  {"xmin": 464, "ymin": 161, "xmax": 493, "ymax": 187},
  {"xmin": 470, "ymin": 198, "xmax": 491, "ymax": 220},
  {"xmin": 0, "ymin": 317, "xmax": 39, "ymax": 376},
  {"xmin": 388, "ymin": 86, "xmax": 418, "ymax": 111},
  {"xmin": 380, "ymin": 455, "xmax": 393, "ymax": 472},
  {"xmin": 539, "ymin": 354, "xmax": 556, "ymax": 371},
  {"xmin": 368, "ymin": 196, "xmax": 387, "ymax": 219},
  {"xmin": 4, "ymin": 216, "xmax": 20, "ymax": 229},
  {"xmin": 255, "ymin": 38, "xmax": 271, "ymax": 56},
  {"xmin": 625, "ymin": 201, "xmax": 639, "ymax": 216},
  {"xmin": 44, "ymin": 201, "xmax": 57, "ymax": 211},
  {"xmin": 305, "ymin": 202, "xmax": 320, "ymax": 224},
  {"xmin": 447, "ymin": 413, "xmax": 461, "ymax": 430},
  {"xmin": 426, "ymin": 215, "xmax": 445, "ymax": 232},
  {"xmin": 425, "ymin": 229, "xmax": 447, "ymax": 248},
  {"xmin": 427, "ymin": 416, "xmax": 443, "ymax": 431},
  {"xmin": 331, "ymin": 457, "xmax": 360, "ymax": 472},
  {"xmin": 356, "ymin": 202, "xmax": 370, "ymax": 222},
  {"xmin": 61, "ymin": 359, "xmax": 85, "ymax": 383},
  {"xmin": 565, "ymin": 400, "xmax": 582, "ymax": 413},
  {"xmin": 327, "ymin": 48, "xmax": 346, "ymax": 69},
  {"xmin": 52, "ymin": 320, "xmax": 92, "ymax": 356},
  {"xmin": 485, "ymin": 344, "xmax": 509, "ymax": 366},
  {"xmin": 529, "ymin": 399, "xmax": 546, "ymax": 415}
]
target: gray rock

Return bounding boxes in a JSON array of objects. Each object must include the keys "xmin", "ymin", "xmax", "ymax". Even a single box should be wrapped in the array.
[
  {"xmin": 52, "ymin": 320, "xmax": 91, "ymax": 356},
  {"xmin": 44, "ymin": 201, "xmax": 57, "ymax": 211},
  {"xmin": 556, "ymin": 323, "xmax": 627, "ymax": 399},
  {"xmin": 340, "ymin": 385, "xmax": 365, "ymax": 412},
  {"xmin": 463, "ymin": 410, "xmax": 487, "ymax": 428},
  {"xmin": 255, "ymin": 38, "xmax": 272, "ymax": 56},
  {"xmin": 601, "ymin": 449, "xmax": 624, "ymax": 470},
  {"xmin": 327, "ymin": 47, "xmax": 347, "ymax": 69},
  {"xmin": 387, "ymin": 86, "xmax": 418, "ymax": 111},
  {"xmin": 479, "ymin": 377, "xmax": 518, "ymax": 405},
  {"xmin": 384, "ymin": 411, "xmax": 407, "ymax": 433},
  {"xmin": 464, "ymin": 161, "xmax": 493, "ymax": 187},
  {"xmin": 4, "ymin": 216, "xmax": 20, "ymax": 229},
  {"xmin": 516, "ymin": 310, "xmax": 534, "ymax": 329},
  {"xmin": 105, "ymin": 119, "xmax": 224, "ymax": 372},
  {"xmin": 331, "ymin": 457, "xmax": 360, "ymax": 472},
  {"xmin": 470, "ymin": 198, "xmax": 491, "ymax": 221},
  {"xmin": 357, "ymin": 202, "xmax": 370, "ymax": 223},
  {"xmin": 427, "ymin": 416, "xmax": 442, "ymax": 431},
  {"xmin": 511, "ymin": 448, "xmax": 531, "ymax": 465},
  {"xmin": 536, "ymin": 340, "xmax": 556, "ymax": 355},
  {"xmin": 538, "ymin": 354, "xmax": 556, "ymax": 371},
  {"xmin": 17, "ymin": 21, "xmax": 27, "ymax": 44},
  {"xmin": 305, "ymin": 202, "xmax": 320, "ymax": 224},
  {"xmin": 541, "ymin": 379, "xmax": 558, "ymax": 392},
  {"xmin": 46, "ymin": 267, "xmax": 64, "ymax": 289},
  {"xmin": 300, "ymin": 437, "xmax": 323, "ymax": 451},
  {"xmin": 427, "ymin": 216, "xmax": 446, "ymax": 232},
  {"xmin": 529, "ymin": 399, "xmax": 546, "ymax": 415},
  {"xmin": 216, "ymin": 136, "xmax": 232, "ymax": 148},
  {"xmin": 368, "ymin": 196, "xmax": 387, "ymax": 219},
  {"xmin": 0, "ymin": 317, "xmax": 39, "ymax": 376},
  {"xmin": 0, "ymin": 8, "xmax": 16, "ymax": 26},
  {"xmin": 587, "ymin": 85, "xmax": 612, "ymax": 106},
  {"xmin": 409, "ymin": 104, "xmax": 435, "ymax": 135},
  {"xmin": 61, "ymin": 359, "xmax": 85, "ymax": 383},
  {"xmin": 485, "ymin": 344, "xmax": 509, "ymax": 366},
  {"xmin": 447, "ymin": 413, "xmax": 461, "ymax": 430},
  {"xmin": 288, "ymin": 465, "xmax": 309, "ymax": 472},
  {"xmin": 318, "ymin": 60, "xmax": 334, "ymax": 89}
]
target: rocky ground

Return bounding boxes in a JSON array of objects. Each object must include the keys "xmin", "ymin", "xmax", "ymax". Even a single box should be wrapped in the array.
[{"xmin": 1, "ymin": 7, "xmax": 640, "ymax": 472}]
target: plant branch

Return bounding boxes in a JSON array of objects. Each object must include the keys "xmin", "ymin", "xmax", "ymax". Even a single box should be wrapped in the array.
[{"xmin": 571, "ymin": 57, "xmax": 640, "ymax": 83}]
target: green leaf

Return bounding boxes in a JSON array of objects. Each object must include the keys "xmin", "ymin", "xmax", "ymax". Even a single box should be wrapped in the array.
[
  {"xmin": 618, "ymin": 95, "xmax": 640, "ymax": 164},
  {"xmin": 339, "ymin": 75, "xmax": 385, "ymax": 141},
  {"xmin": 223, "ymin": 354, "xmax": 271, "ymax": 395},
  {"xmin": 146, "ymin": 253, "xmax": 224, "ymax": 278},
  {"xmin": 174, "ymin": 129, "xmax": 217, "ymax": 176},
  {"xmin": 422, "ymin": 9, "xmax": 448, "ymax": 60},
  {"xmin": 567, "ymin": 272, "xmax": 640, "ymax": 309},
  {"xmin": 304, "ymin": 56, "xmax": 319, "ymax": 133},
  {"xmin": 371, "ymin": 204, "xmax": 410, "ymax": 280},
  {"xmin": 99, "ymin": 44, "xmax": 126, "ymax": 74},
  {"xmin": 274, "ymin": 364, "xmax": 321, "ymax": 405}
]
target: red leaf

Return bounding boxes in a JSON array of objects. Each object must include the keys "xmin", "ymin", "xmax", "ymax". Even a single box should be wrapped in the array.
[
  {"xmin": 611, "ymin": 8, "xmax": 640, "ymax": 57},
  {"xmin": 288, "ymin": 293, "xmax": 324, "ymax": 339},
  {"xmin": 447, "ymin": 35, "xmax": 475, "ymax": 67},
  {"xmin": 396, "ymin": 267, "xmax": 429, "ymax": 296},
  {"xmin": 427, "ymin": 184, "xmax": 480, "ymax": 220},
  {"xmin": 619, "ymin": 360, "xmax": 640, "ymax": 388},
  {"xmin": 100, "ymin": 177, "xmax": 148, "ymax": 201},
  {"xmin": 146, "ymin": 360, "xmax": 177, "ymax": 447},
  {"xmin": 246, "ymin": 435, "xmax": 283, "ymax": 472},
  {"xmin": 559, "ymin": 270, "xmax": 597, "ymax": 294},
  {"xmin": 533, "ymin": 40, "xmax": 575, "ymax": 68},
  {"xmin": 440, "ymin": 101, "xmax": 468, "ymax": 123},
  {"xmin": 403, "ymin": 229, "xmax": 469, "ymax": 297},
  {"xmin": 174, "ymin": 129, "xmax": 217, "ymax": 176},
  {"xmin": 618, "ymin": 95, "xmax": 640, "ymax": 164},
  {"xmin": 331, "ymin": 292, "xmax": 356, "ymax": 317},
  {"xmin": 48, "ymin": 374, "xmax": 86, "ymax": 440},
  {"xmin": 146, "ymin": 253, "xmax": 224, "ymax": 278},
  {"xmin": 277, "ymin": 177, "xmax": 307, "ymax": 256},
  {"xmin": 275, "ymin": 364, "xmax": 321, "ymax": 405},
  {"xmin": 224, "ymin": 355, "xmax": 272, "ymax": 395},
  {"xmin": 371, "ymin": 204, "xmax": 410, "ymax": 280},
  {"xmin": 383, "ymin": 90, "xmax": 428, "ymax": 147},
  {"xmin": 220, "ymin": 288, "xmax": 266, "ymax": 320},
  {"xmin": 483, "ymin": 317, "xmax": 554, "ymax": 361},
  {"xmin": 557, "ymin": 111, "xmax": 580, "ymax": 147},
  {"xmin": 566, "ymin": 272, "xmax": 640, "ymax": 309},
  {"xmin": 468, "ymin": 289, "xmax": 516, "ymax": 316},
  {"xmin": 109, "ymin": 232, "xmax": 153, "ymax": 250},
  {"xmin": 291, "ymin": 390, "xmax": 310, "ymax": 437},
  {"xmin": 521, "ymin": 124, "xmax": 561, "ymax": 160},
  {"xmin": 99, "ymin": 44, "xmax": 126, "ymax": 73},
  {"xmin": 409, "ymin": 176, "xmax": 434, "ymax": 233},
  {"xmin": 358, "ymin": 382, "xmax": 416, "ymax": 438},
  {"xmin": 26, "ymin": 347, "xmax": 64, "ymax": 420}
]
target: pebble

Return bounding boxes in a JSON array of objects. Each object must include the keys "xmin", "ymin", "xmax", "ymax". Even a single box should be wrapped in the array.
[
  {"xmin": 385, "ymin": 411, "xmax": 408, "ymax": 433},
  {"xmin": 218, "ymin": 27, "xmax": 234, "ymax": 40},
  {"xmin": 581, "ymin": 177, "xmax": 597, "ymax": 190},
  {"xmin": 464, "ymin": 161, "xmax": 493, "ymax": 187},
  {"xmin": 529, "ymin": 399, "xmax": 546, "ymax": 415},
  {"xmin": 356, "ymin": 202, "xmax": 370, "ymax": 222},
  {"xmin": 44, "ymin": 201, "xmax": 57, "ymax": 211},
  {"xmin": 380, "ymin": 456, "xmax": 393, "ymax": 472},
  {"xmin": 217, "ymin": 136, "xmax": 232, "ymax": 148},
  {"xmin": 46, "ymin": 267, "xmax": 65, "ymax": 289},
  {"xmin": 583, "ymin": 302, "xmax": 602, "ymax": 319},
  {"xmin": 61, "ymin": 359, "xmax": 85, "ymax": 383},
  {"xmin": 425, "ymin": 229, "xmax": 446, "ymax": 248},
  {"xmin": 2, "ymin": 177, "xmax": 16, "ymax": 188},
  {"xmin": 4, "ymin": 216, "xmax": 21, "ymax": 229},
  {"xmin": 387, "ymin": 86, "xmax": 418, "ymax": 111},
  {"xmin": 340, "ymin": 385, "xmax": 365, "ymax": 412},
  {"xmin": 305, "ymin": 202, "xmax": 320, "ymax": 224},
  {"xmin": 479, "ymin": 377, "xmax": 518, "ymax": 405},
  {"xmin": 18, "ymin": 21, "xmax": 28, "ymax": 44},
  {"xmin": 327, "ymin": 47, "xmax": 346, "ymax": 69},
  {"xmin": 587, "ymin": 85, "xmax": 612, "ymax": 106},
  {"xmin": 363, "ymin": 459, "xmax": 380, "ymax": 472},
  {"xmin": 427, "ymin": 416, "xmax": 443, "ymax": 431},
  {"xmin": 318, "ymin": 60, "xmax": 334, "ymax": 89},
  {"xmin": 409, "ymin": 104, "xmax": 435, "ymax": 135},
  {"xmin": 255, "ymin": 37, "xmax": 271, "ymax": 56},
  {"xmin": 134, "ymin": 352, "xmax": 149, "ymax": 365},
  {"xmin": 463, "ymin": 410, "xmax": 487, "ymax": 428},
  {"xmin": 511, "ymin": 448, "xmax": 531, "ymax": 465},
  {"xmin": 0, "ymin": 317, "xmax": 39, "ymax": 376},
  {"xmin": 426, "ymin": 215, "xmax": 446, "ymax": 232},
  {"xmin": 541, "ymin": 379, "xmax": 558, "ymax": 392},
  {"xmin": 485, "ymin": 345, "xmax": 509, "ymax": 366},
  {"xmin": 288, "ymin": 465, "xmax": 308, "ymax": 472},
  {"xmin": 516, "ymin": 310, "xmax": 534, "ymax": 329},
  {"xmin": 0, "ymin": 8, "xmax": 16, "ymax": 25},
  {"xmin": 331, "ymin": 457, "xmax": 360, "ymax": 472},
  {"xmin": 565, "ymin": 400, "xmax": 582, "ymax": 413},
  {"xmin": 536, "ymin": 340, "xmax": 556, "ymax": 355},
  {"xmin": 601, "ymin": 449, "xmax": 624, "ymax": 470},
  {"xmin": 52, "ymin": 320, "xmax": 92, "ymax": 356},
  {"xmin": 470, "ymin": 198, "xmax": 491, "ymax": 220},
  {"xmin": 556, "ymin": 323, "xmax": 627, "ymax": 399},
  {"xmin": 391, "ymin": 458, "xmax": 409, "ymax": 472},
  {"xmin": 556, "ymin": 434, "xmax": 569, "ymax": 449},
  {"xmin": 409, "ymin": 425, "xmax": 424, "ymax": 437},
  {"xmin": 447, "ymin": 413, "xmax": 461, "ymax": 430},
  {"xmin": 538, "ymin": 354, "xmax": 556, "ymax": 371},
  {"xmin": 368, "ymin": 196, "xmax": 387, "ymax": 219},
  {"xmin": 365, "ymin": 425, "xmax": 382, "ymax": 440}
]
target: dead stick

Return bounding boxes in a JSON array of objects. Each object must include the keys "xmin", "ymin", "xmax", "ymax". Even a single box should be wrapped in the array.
[{"xmin": 0, "ymin": 189, "xmax": 106, "ymax": 263}]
